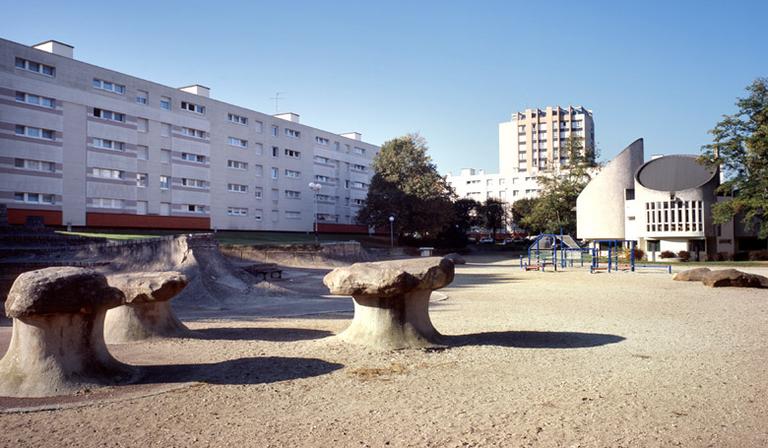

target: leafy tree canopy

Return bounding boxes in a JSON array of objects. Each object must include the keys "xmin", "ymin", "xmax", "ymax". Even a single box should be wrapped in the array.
[
  {"xmin": 699, "ymin": 78, "xmax": 768, "ymax": 238},
  {"xmin": 520, "ymin": 136, "xmax": 593, "ymax": 235},
  {"xmin": 356, "ymin": 134, "xmax": 454, "ymax": 238}
]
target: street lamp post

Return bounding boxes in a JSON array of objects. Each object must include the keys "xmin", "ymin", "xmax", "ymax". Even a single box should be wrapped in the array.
[
  {"xmin": 389, "ymin": 215, "xmax": 395, "ymax": 248},
  {"xmin": 308, "ymin": 182, "xmax": 322, "ymax": 243}
]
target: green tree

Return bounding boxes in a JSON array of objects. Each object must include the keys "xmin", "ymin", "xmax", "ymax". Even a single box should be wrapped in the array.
[
  {"xmin": 452, "ymin": 198, "xmax": 482, "ymax": 234},
  {"xmin": 699, "ymin": 78, "xmax": 768, "ymax": 238},
  {"xmin": 480, "ymin": 198, "xmax": 506, "ymax": 239},
  {"xmin": 511, "ymin": 197, "xmax": 537, "ymax": 227},
  {"xmin": 562, "ymin": 134, "xmax": 599, "ymax": 169},
  {"xmin": 437, "ymin": 198, "xmax": 481, "ymax": 247},
  {"xmin": 357, "ymin": 134, "xmax": 454, "ymax": 238},
  {"xmin": 521, "ymin": 161, "xmax": 592, "ymax": 235}
]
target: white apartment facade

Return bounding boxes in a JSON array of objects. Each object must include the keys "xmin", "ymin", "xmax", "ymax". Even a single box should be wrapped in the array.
[
  {"xmin": 0, "ymin": 38, "xmax": 378, "ymax": 231},
  {"xmin": 448, "ymin": 106, "xmax": 595, "ymax": 206}
]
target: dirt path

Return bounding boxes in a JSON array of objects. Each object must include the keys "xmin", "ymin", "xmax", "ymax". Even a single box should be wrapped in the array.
[{"xmin": 1, "ymin": 259, "xmax": 767, "ymax": 447}]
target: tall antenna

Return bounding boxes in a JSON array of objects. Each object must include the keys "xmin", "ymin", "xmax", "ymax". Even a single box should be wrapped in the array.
[{"xmin": 270, "ymin": 92, "xmax": 285, "ymax": 113}]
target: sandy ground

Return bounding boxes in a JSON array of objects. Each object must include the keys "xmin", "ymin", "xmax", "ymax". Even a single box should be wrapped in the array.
[{"xmin": 0, "ymin": 257, "xmax": 767, "ymax": 447}]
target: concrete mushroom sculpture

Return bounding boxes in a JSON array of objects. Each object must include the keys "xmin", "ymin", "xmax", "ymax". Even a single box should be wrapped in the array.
[
  {"xmin": 104, "ymin": 271, "xmax": 189, "ymax": 343},
  {"xmin": 0, "ymin": 267, "xmax": 135, "ymax": 397},
  {"xmin": 323, "ymin": 256, "xmax": 455, "ymax": 349}
]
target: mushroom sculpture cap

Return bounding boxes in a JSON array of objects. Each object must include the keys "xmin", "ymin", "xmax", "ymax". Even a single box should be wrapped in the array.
[
  {"xmin": 323, "ymin": 257, "xmax": 455, "ymax": 298},
  {"xmin": 108, "ymin": 271, "xmax": 188, "ymax": 304},
  {"xmin": 6, "ymin": 267, "xmax": 125, "ymax": 318}
]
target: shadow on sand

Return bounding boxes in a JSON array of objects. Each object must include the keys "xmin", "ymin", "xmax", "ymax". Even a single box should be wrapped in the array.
[
  {"xmin": 137, "ymin": 356, "xmax": 343, "ymax": 386},
  {"xmin": 444, "ymin": 330, "xmax": 624, "ymax": 349},
  {"xmin": 190, "ymin": 327, "xmax": 334, "ymax": 342}
]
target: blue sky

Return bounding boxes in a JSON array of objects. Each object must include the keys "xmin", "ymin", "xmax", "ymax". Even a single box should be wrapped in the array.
[{"xmin": 2, "ymin": 0, "xmax": 766, "ymax": 174}]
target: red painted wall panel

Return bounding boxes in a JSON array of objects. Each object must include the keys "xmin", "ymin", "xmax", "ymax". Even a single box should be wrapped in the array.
[
  {"xmin": 7, "ymin": 208, "xmax": 63, "ymax": 226},
  {"xmin": 86, "ymin": 213, "xmax": 210, "ymax": 230}
]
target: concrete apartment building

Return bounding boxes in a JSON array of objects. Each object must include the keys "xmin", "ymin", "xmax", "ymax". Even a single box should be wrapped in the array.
[
  {"xmin": 448, "ymin": 105, "xmax": 595, "ymax": 205},
  {"xmin": 0, "ymin": 38, "xmax": 378, "ymax": 231}
]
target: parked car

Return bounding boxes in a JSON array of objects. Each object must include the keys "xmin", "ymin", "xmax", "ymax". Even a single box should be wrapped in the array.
[{"xmin": 478, "ymin": 237, "xmax": 495, "ymax": 244}]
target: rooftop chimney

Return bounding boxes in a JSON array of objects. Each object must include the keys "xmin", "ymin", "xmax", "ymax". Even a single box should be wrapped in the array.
[
  {"xmin": 341, "ymin": 132, "xmax": 362, "ymax": 141},
  {"xmin": 274, "ymin": 112, "xmax": 300, "ymax": 123},
  {"xmin": 179, "ymin": 84, "xmax": 210, "ymax": 97},
  {"xmin": 33, "ymin": 40, "xmax": 74, "ymax": 58}
]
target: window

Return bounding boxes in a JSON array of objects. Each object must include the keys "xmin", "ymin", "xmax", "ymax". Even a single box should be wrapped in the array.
[
  {"xmin": 91, "ymin": 198, "xmax": 123, "ymax": 209},
  {"xmin": 352, "ymin": 198, "xmax": 365, "ymax": 206},
  {"xmin": 16, "ymin": 125, "xmax": 55, "ymax": 141},
  {"xmin": 92, "ymin": 78, "xmax": 125, "ymax": 94},
  {"xmin": 314, "ymin": 155, "xmax": 333, "ymax": 165},
  {"xmin": 160, "ymin": 123, "xmax": 171, "ymax": 137},
  {"xmin": 137, "ymin": 118, "xmax": 148, "ymax": 133},
  {"xmin": 271, "ymin": 125, "xmax": 279, "ymax": 137},
  {"xmin": 181, "ymin": 178, "xmax": 208, "ymax": 189},
  {"xmin": 350, "ymin": 181, "xmax": 367, "ymax": 189},
  {"xmin": 137, "ymin": 201, "xmax": 148, "ymax": 215},
  {"xmin": 285, "ymin": 190, "xmax": 301, "ymax": 199},
  {"xmin": 254, "ymin": 121, "xmax": 263, "ymax": 133},
  {"xmin": 14, "ymin": 158, "xmax": 55, "ymax": 172},
  {"xmin": 285, "ymin": 169, "xmax": 301, "ymax": 178},
  {"xmin": 161, "ymin": 149, "xmax": 171, "ymax": 164},
  {"xmin": 228, "ymin": 137, "xmax": 248, "ymax": 148},
  {"xmin": 15, "ymin": 92, "xmax": 55, "ymax": 108},
  {"xmin": 315, "ymin": 175, "xmax": 332, "ymax": 183},
  {"xmin": 228, "ymin": 183, "xmax": 248, "ymax": 193},
  {"xmin": 353, "ymin": 147, "xmax": 365, "ymax": 155},
  {"xmin": 317, "ymin": 194, "xmax": 336, "ymax": 202},
  {"xmin": 137, "ymin": 145, "xmax": 149, "ymax": 160},
  {"xmin": 351, "ymin": 163, "xmax": 366, "ymax": 172},
  {"xmin": 271, "ymin": 167, "xmax": 279, "ymax": 179},
  {"xmin": 284, "ymin": 128, "xmax": 301, "ymax": 138},
  {"xmin": 334, "ymin": 142, "xmax": 340, "ymax": 151},
  {"xmin": 160, "ymin": 202, "xmax": 170, "ymax": 216},
  {"xmin": 14, "ymin": 192, "xmax": 55, "ymax": 204},
  {"xmin": 181, "ymin": 101, "xmax": 205, "ymax": 114},
  {"xmin": 136, "ymin": 90, "xmax": 148, "ymax": 105},
  {"xmin": 227, "ymin": 160, "xmax": 248, "ymax": 170},
  {"xmin": 227, "ymin": 207, "xmax": 248, "ymax": 216},
  {"xmin": 186, "ymin": 204, "xmax": 206, "ymax": 214},
  {"xmin": 160, "ymin": 96, "xmax": 171, "ymax": 110},
  {"xmin": 254, "ymin": 188, "xmax": 263, "ymax": 199},
  {"xmin": 92, "ymin": 138, "xmax": 125, "ymax": 151},
  {"xmin": 315, "ymin": 136, "xmax": 329, "ymax": 145},
  {"xmin": 285, "ymin": 211, "xmax": 301, "ymax": 219},
  {"xmin": 136, "ymin": 173, "xmax": 148, "ymax": 187},
  {"xmin": 625, "ymin": 189, "xmax": 635, "ymax": 200},
  {"xmin": 93, "ymin": 108, "xmax": 125, "ymax": 122},
  {"xmin": 91, "ymin": 167, "xmax": 123, "ymax": 179},
  {"xmin": 284, "ymin": 149, "xmax": 300, "ymax": 158},
  {"xmin": 228, "ymin": 113, "xmax": 248, "ymax": 125},
  {"xmin": 159, "ymin": 175, "xmax": 170, "ymax": 189},
  {"xmin": 254, "ymin": 165, "xmax": 263, "ymax": 176},
  {"xmin": 181, "ymin": 127, "xmax": 206, "ymax": 139},
  {"xmin": 254, "ymin": 143, "xmax": 263, "ymax": 156},
  {"xmin": 254, "ymin": 209, "xmax": 263, "ymax": 221},
  {"xmin": 182, "ymin": 152, "xmax": 207, "ymax": 163},
  {"xmin": 15, "ymin": 57, "xmax": 55, "ymax": 76},
  {"xmin": 272, "ymin": 146, "xmax": 279, "ymax": 157}
]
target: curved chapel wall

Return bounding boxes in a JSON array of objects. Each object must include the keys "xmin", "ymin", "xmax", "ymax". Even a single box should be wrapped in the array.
[{"xmin": 576, "ymin": 138, "xmax": 644, "ymax": 240}]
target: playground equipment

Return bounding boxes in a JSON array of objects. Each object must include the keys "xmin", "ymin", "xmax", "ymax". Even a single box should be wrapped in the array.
[
  {"xmin": 589, "ymin": 240, "xmax": 672, "ymax": 274},
  {"xmin": 520, "ymin": 234, "xmax": 589, "ymax": 271}
]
